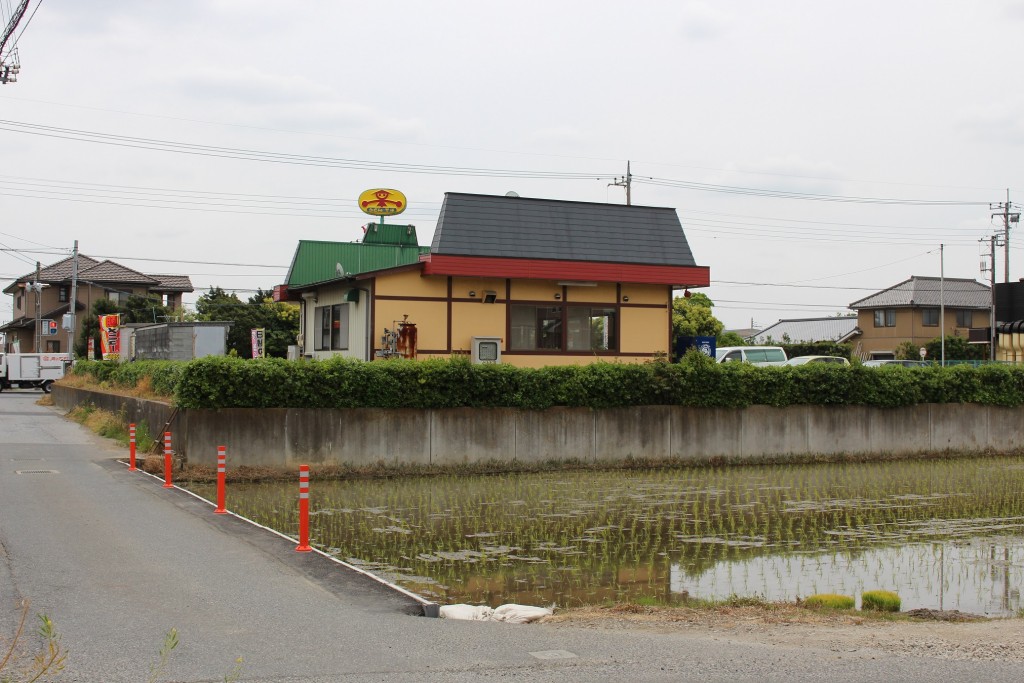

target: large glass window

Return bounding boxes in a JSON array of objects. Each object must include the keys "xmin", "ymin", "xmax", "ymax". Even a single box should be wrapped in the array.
[
  {"xmin": 314, "ymin": 304, "xmax": 350, "ymax": 351},
  {"xmin": 922, "ymin": 308, "xmax": 939, "ymax": 326},
  {"xmin": 511, "ymin": 305, "xmax": 616, "ymax": 352},
  {"xmin": 567, "ymin": 307, "xmax": 616, "ymax": 351}
]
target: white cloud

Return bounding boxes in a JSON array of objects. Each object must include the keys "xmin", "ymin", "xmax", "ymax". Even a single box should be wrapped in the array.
[
  {"xmin": 956, "ymin": 104, "xmax": 1024, "ymax": 145},
  {"xmin": 676, "ymin": 2, "xmax": 735, "ymax": 42}
]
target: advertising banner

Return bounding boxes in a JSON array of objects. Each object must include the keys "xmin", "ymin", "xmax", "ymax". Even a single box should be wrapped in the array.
[
  {"xmin": 99, "ymin": 314, "xmax": 121, "ymax": 360},
  {"xmin": 251, "ymin": 328, "xmax": 265, "ymax": 358}
]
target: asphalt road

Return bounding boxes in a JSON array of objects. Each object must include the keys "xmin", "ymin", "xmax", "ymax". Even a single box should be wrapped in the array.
[{"xmin": 1, "ymin": 389, "xmax": 1021, "ymax": 682}]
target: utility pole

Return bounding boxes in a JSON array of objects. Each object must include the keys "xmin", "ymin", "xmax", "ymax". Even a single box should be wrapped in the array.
[
  {"xmin": 940, "ymin": 244, "xmax": 945, "ymax": 366},
  {"xmin": 32, "ymin": 260, "xmax": 40, "ymax": 352},
  {"xmin": 609, "ymin": 161, "xmax": 632, "ymax": 205},
  {"xmin": 67, "ymin": 240, "xmax": 78, "ymax": 363},
  {"xmin": 987, "ymin": 234, "xmax": 1001, "ymax": 361},
  {"xmin": 990, "ymin": 190, "xmax": 1019, "ymax": 283}
]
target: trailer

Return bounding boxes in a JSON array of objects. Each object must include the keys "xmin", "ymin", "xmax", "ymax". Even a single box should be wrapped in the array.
[{"xmin": 0, "ymin": 353, "xmax": 69, "ymax": 393}]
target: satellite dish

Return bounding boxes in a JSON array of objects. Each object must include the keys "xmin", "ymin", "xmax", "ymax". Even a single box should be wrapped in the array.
[
  {"xmin": 336, "ymin": 263, "xmax": 346, "ymax": 277},
  {"xmin": 505, "ymin": 191, "xmax": 520, "ymax": 197}
]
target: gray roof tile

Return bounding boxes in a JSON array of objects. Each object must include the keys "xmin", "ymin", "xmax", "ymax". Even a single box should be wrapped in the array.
[
  {"xmin": 78, "ymin": 260, "xmax": 159, "ymax": 285},
  {"xmin": 850, "ymin": 276, "xmax": 990, "ymax": 309},
  {"xmin": 753, "ymin": 316, "xmax": 859, "ymax": 344},
  {"xmin": 430, "ymin": 193, "xmax": 700, "ymax": 266}
]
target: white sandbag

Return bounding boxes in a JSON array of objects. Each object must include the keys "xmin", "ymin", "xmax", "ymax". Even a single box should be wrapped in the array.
[
  {"xmin": 490, "ymin": 604, "xmax": 553, "ymax": 624},
  {"xmin": 439, "ymin": 604, "xmax": 494, "ymax": 620}
]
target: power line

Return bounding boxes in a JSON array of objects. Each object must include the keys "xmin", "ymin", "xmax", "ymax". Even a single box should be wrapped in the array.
[{"xmin": 0, "ymin": 247, "xmax": 287, "ymax": 268}]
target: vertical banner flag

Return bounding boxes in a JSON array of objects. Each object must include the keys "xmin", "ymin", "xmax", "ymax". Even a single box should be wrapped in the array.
[
  {"xmin": 99, "ymin": 314, "xmax": 121, "ymax": 360},
  {"xmin": 251, "ymin": 328, "xmax": 266, "ymax": 358},
  {"xmin": 87, "ymin": 337, "xmax": 94, "ymax": 359}
]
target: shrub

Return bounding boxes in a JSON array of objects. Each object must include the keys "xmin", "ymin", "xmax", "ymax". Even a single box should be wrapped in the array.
[
  {"xmin": 861, "ymin": 590, "xmax": 901, "ymax": 612},
  {"xmin": 803, "ymin": 593, "xmax": 855, "ymax": 610}
]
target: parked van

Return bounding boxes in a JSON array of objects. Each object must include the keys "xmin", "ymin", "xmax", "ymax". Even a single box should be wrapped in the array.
[{"xmin": 715, "ymin": 346, "xmax": 788, "ymax": 366}]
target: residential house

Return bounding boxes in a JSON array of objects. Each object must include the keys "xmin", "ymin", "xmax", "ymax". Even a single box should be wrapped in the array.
[
  {"xmin": 848, "ymin": 276, "xmax": 990, "ymax": 360},
  {"xmin": 1, "ymin": 255, "xmax": 193, "ymax": 354},
  {"xmin": 752, "ymin": 315, "xmax": 859, "ymax": 345},
  {"xmin": 278, "ymin": 192, "xmax": 710, "ymax": 367}
]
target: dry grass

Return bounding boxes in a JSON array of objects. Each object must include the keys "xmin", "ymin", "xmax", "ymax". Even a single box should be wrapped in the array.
[
  {"xmin": 35, "ymin": 394, "xmax": 54, "ymax": 406},
  {"xmin": 543, "ymin": 602, "xmax": 892, "ymax": 628},
  {"xmin": 56, "ymin": 373, "xmax": 170, "ymax": 402}
]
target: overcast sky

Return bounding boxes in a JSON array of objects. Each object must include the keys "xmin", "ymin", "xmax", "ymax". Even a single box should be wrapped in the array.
[{"xmin": 1, "ymin": 0, "xmax": 1022, "ymax": 331}]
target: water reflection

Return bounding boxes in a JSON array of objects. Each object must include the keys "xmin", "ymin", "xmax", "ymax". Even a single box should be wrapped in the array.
[{"xmin": 185, "ymin": 456, "xmax": 1024, "ymax": 614}]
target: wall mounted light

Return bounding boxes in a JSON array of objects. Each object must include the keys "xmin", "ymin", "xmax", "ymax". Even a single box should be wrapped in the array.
[
  {"xmin": 622, "ymin": 295, "xmax": 630, "ymax": 303},
  {"xmin": 554, "ymin": 293, "xmax": 562, "ymax": 300},
  {"xmin": 468, "ymin": 290, "xmax": 477, "ymax": 298}
]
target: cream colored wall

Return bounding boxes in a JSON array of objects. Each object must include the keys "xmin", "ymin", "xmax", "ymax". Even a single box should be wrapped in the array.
[
  {"xmin": 450, "ymin": 301, "xmax": 506, "ymax": 353},
  {"xmin": 375, "ymin": 269, "xmax": 448, "ymax": 297},
  {"xmin": 621, "ymin": 284, "xmax": 669, "ymax": 305},
  {"xmin": 621, "ymin": 307, "xmax": 670, "ymax": 354},
  {"xmin": 564, "ymin": 282, "xmax": 617, "ymax": 304},
  {"xmin": 375, "ymin": 299, "xmax": 448, "ymax": 352},
  {"xmin": 501, "ymin": 354, "xmax": 654, "ymax": 368},
  {"xmin": 451, "ymin": 277, "xmax": 506, "ymax": 300},
  {"xmin": 511, "ymin": 280, "xmax": 561, "ymax": 301}
]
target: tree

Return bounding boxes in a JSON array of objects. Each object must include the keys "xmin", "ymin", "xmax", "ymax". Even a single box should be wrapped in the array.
[
  {"xmin": 924, "ymin": 335, "xmax": 986, "ymax": 362},
  {"xmin": 76, "ymin": 298, "xmax": 120, "ymax": 359},
  {"xmin": 717, "ymin": 331, "xmax": 747, "ymax": 346},
  {"xmin": 193, "ymin": 287, "xmax": 299, "ymax": 358},
  {"xmin": 672, "ymin": 292, "xmax": 724, "ymax": 340}
]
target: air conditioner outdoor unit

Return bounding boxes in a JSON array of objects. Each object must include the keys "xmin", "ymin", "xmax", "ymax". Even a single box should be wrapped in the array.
[{"xmin": 471, "ymin": 336, "xmax": 502, "ymax": 364}]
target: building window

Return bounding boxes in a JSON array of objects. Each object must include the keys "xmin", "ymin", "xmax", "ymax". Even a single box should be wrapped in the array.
[
  {"xmin": 510, "ymin": 305, "xmax": 617, "ymax": 352},
  {"xmin": 15, "ymin": 294, "xmax": 22, "ymax": 311},
  {"xmin": 314, "ymin": 304, "xmax": 349, "ymax": 351},
  {"xmin": 58, "ymin": 286, "xmax": 69, "ymax": 303},
  {"xmin": 873, "ymin": 309, "xmax": 896, "ymax": 327},
  {"xmin": 45, "ymin": 340, "xmax": 60, "ymax": 353},
  {"xmin": 567, "ymin": 307, "xmax": 617, "ymax": 351},
  {"xmin": 922, "ymin": 308, "xmax": 939, "ymax": 326},
  {"xmin": 956, "ymin": 309, "xmax": 973, "ymax": 328},
  {"xmin": 106, "ymin": 290, "xmax": 123, "ymax": 305}
]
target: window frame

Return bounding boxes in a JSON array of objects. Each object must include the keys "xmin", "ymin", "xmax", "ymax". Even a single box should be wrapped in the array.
[
  {"xmin": 922, "ymin": 308, "xmax": 939, "ymax": 327},
  {"xmin": 314, "ymin": 303, "xmax": 349, "ymax": 351},
  {"xmin": 509, "ymin": 303, "xmax": 619, "ymax": 353},
  {"xmin": 956, "ymin": 309, "xmax": 973, "ymax": 328}
]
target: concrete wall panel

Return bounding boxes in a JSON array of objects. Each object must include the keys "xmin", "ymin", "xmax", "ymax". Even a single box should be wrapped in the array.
[
  {"xmin": 515, "ymin": 408, "xmax": 595, "ymax": 463},
  {"xmin": 429, "ymin": 408, "xmax": 517, "ymax": 465},
  {"xmin": 595, "ymin": 407, "xmax": 671, "ymax": 461}
]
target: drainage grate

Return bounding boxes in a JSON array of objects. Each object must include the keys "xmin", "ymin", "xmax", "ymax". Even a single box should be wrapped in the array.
[{"xmin": 15, "ymin": 470, "xmax": 59, "ymax": 475}]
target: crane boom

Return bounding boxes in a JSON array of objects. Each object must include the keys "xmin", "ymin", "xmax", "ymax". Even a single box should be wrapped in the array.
[{"xmin": 0, "ymin": 0, "xmax": 30, "ymax": 59}]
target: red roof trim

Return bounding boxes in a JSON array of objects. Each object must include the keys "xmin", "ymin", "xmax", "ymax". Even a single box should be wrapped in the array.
[{"xmin": 421, "ymin": 254, "xmax": 710, "ymax": 287}]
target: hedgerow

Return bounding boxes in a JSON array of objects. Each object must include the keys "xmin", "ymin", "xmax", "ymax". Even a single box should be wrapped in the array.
[{"xmin": 71, "ymin": 353, "xmax": 1024, "ymax": 410}]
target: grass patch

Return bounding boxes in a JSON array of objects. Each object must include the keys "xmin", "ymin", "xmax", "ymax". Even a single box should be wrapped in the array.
[
  {"xmin": 862, "ymin": 590, "xmax": 901, "ymax": 612},
  {"xmin": 803, "ymin": 594, "xmax": 855, "ymax": 610}
]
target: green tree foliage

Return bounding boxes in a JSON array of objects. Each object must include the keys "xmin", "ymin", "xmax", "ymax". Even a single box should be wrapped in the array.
[
  {"xmin": 193, "ymin": 287, "xmax": 299, "ymax": 358},
  {"xmin": 76, "ymin": 298, "xmax": 121, "ymax": 359},
  {"xmin": 672, "ymin": 292, "xmax": 724, "ymax": 339},
  {"xmin": 894, "ymin": 341, "xmax": 919, "ymax": 360},
  {"xmin": 717, "ymin": 331, "xmax": 747, "ymax": 346},
  {"xmin": 925, "ymin": 335, "xmax": 986, "ymax": 362}
]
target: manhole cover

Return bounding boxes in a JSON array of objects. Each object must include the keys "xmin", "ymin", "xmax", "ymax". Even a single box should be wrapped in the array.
[{"xmin": 15, "ymin": 470, "xmax": 59, "ymax": 475}]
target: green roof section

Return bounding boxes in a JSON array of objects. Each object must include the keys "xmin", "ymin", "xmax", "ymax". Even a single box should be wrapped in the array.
[
  {"xmin": 362, "ymin": 222, "xmax": 420, "ymax": 247},
  {"xmin": 286, "ymin": 232, "xmax": 429, "ymax": 288}
]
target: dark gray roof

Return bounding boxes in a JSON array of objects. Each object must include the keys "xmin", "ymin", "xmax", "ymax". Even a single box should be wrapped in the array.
[
  {"xmin": 430, "ymin": 193, "xmax": 699, "ymax": 266},
  {"xmin": 79, "ymin": 260, "xmax": 158, "ymax": 285},
  {"xmin": 850, "ymin": 276, "xmax": 990, "ymax": 309},
  {"xmin": 753, "ymin": 316, "xmax": 859, "ymax": 344}
]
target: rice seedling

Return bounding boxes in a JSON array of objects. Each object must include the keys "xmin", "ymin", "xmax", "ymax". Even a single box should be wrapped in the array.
[
  {"xmin": 861, "ymin": 590, "xmax": 902, "ymax": 612},
  {"xmin": 803, "ymin": 594, "xmax": 856, "ymax": 610}
]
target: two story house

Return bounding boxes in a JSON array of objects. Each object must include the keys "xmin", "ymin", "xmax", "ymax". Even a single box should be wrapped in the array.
[
  {"xmin": 848, "ymin": 276, "xmax": 990, "ymax": 360},
  {"xmin": 2, "ymin": 255, "xmax": 193, "ymax": 354}
]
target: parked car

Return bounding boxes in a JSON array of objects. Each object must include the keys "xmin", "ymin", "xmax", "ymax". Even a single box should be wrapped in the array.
[
  {"xmin": 783, "ymin": 355, "xmax": 850, "ymax": 366},
  {"xmin": 863, "ymin": 359, "xmax": 931, "ymax": 367},
  {"xmin": 715, "ymin": 346, "xmax": 788, "ymax": 366}
]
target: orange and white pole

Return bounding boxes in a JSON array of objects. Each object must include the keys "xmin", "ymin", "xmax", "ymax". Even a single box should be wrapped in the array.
[
  {"xmin": 296, "ymin": 464, "xmax": 311, "ymax": 552},
  {"xmin": 128, "ymin": 423, "xmax": 137, "ymax": 471},
  {"xmin": 163, "ymin": 431, "xmax": 173, "ymax": 489},
  {"xmin": 214, "ymin": 446, "xmax": 227, "ymax": 514}
]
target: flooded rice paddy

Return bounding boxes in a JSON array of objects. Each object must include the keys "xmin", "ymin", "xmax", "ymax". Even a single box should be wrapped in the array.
[{"xmin": 185, "ymin": 456, "xmax": 1024, "ymax": 615}]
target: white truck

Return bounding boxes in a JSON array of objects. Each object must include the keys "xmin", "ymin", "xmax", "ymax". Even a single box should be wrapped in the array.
[{"xmin": 0, "ymin": 353, "xmax": 69, "ymax": 393}]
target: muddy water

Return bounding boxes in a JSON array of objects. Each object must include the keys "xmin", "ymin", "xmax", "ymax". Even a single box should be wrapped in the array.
[{"xmin": 185, "ymin": 457, "xmax": 1024, "ymax": 614}]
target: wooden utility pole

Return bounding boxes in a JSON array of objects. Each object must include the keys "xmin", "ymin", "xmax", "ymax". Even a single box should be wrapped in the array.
[{"xmin": 32, "ymin": 260, "xmax": 40, "ymax": 352}]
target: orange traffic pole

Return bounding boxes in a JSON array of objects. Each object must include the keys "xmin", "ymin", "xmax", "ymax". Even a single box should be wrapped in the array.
[
  {"xmin": 214, "ymin": 446, "xmax": 227, "ymax": 514},
  {"xmin": 163, "ymin": 432, "xmax": 173, "ymax": 489},
  {"xmin": 296, "ymin": 464, "xmax": 311, "ymax": 552},
  {"xmin": 128, "ymin": 423, "xmax": 137, "ymax": 471}
]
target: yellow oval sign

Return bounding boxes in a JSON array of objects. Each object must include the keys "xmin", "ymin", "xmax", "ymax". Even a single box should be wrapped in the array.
[{"xmin": 358, "ymin": 188, "xmax": 407, "ymax": 216}]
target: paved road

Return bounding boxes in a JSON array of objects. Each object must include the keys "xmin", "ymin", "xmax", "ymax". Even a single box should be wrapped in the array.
[{"xmin": 1, "ymin": 389, "xmax": 1022, "ymax": 682}]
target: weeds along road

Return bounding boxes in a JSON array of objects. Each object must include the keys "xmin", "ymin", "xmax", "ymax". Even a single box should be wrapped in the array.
[{"xmin": 1, "ymin": 389, "xmax": 1022, "ymax": 683}]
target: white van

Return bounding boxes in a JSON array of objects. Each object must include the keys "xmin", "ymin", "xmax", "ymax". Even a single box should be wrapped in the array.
[{"xmin": 715, "ymin": 346, "xmax": 788, "ymax": 366}]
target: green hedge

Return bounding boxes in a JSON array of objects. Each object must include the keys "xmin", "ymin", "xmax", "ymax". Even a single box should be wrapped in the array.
[{"xmin": 71, "ymin": 352, "xmax": 1024, "ymax": 410}]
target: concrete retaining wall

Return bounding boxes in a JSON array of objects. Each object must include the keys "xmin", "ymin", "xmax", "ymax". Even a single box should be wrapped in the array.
[{"xmin": 52, "ymin": 386, "xmax": 1024, "ymax": 467}]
